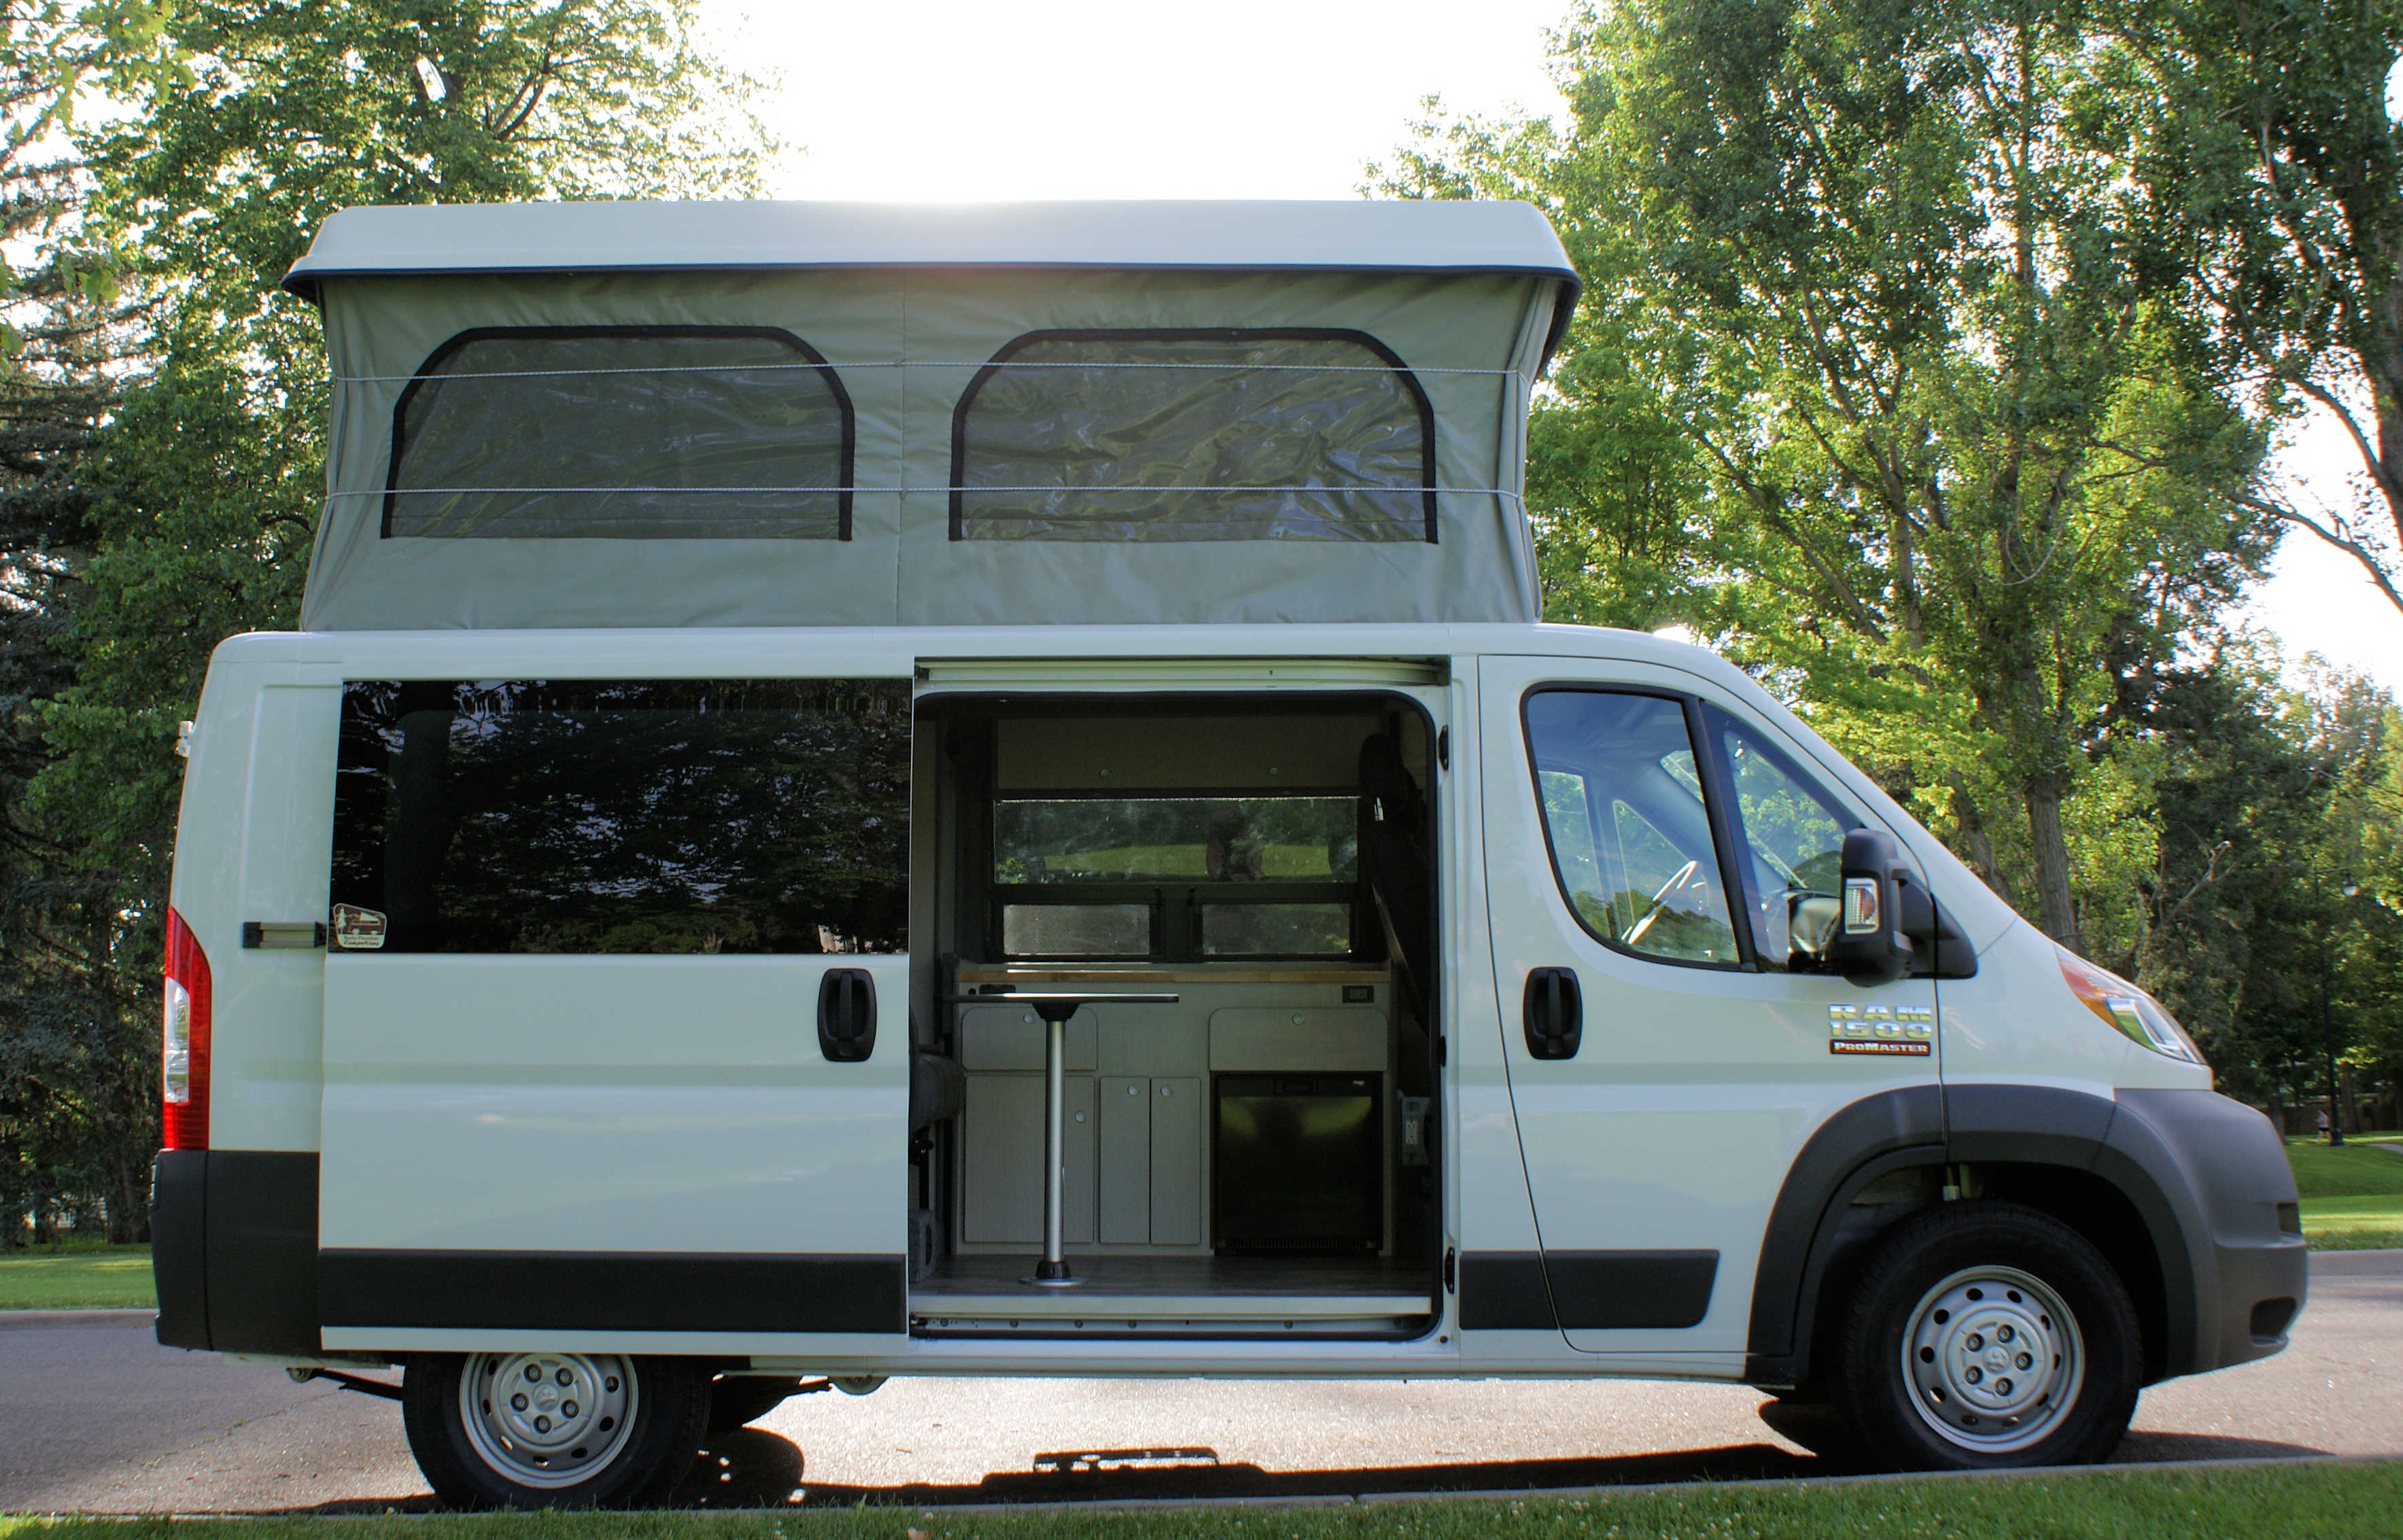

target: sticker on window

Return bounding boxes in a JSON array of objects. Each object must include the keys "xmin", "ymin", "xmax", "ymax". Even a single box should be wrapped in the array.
[{"xmin": 331, "ymin": 904, "xmax": 389, "ymax": 951}]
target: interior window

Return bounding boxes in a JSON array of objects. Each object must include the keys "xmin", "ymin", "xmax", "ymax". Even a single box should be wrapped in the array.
[
  {"xmin": 951, "ymin": 330, "xmax": 1435, "ymax": 543},
  {"xmin": 1710, "ymin": 708, "xmax": 1858, "ymax": 969},
  {"xmin": 991, "ymin": 793, "xmax": 1361, "ymax": 961},
  {"xmin": 1521, "ymin": 690, "xmax": 1742, "ymax": 966},
  {"xmin": 995, "ymin": 797, "xmax": 1358, "ymax": 883},
  {"xmin": 330, "ymin": 678, "xmax": 907, "ymax": 953},
  {"xmin": 385, "ymin": 328, "xmax": 853, "ymax": 540}
]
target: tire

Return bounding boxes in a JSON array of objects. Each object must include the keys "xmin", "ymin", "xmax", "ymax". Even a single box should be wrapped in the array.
[
  {"xmin": 1832, "ymin": 1200, "xmax": 2139, "ymax": 1471},
  {"xmin": 706, "ymin": 1375, "xmax": 806, "ymax": 1435},
  {"xmin": 402, "ymin": 1352, "xmax": 708, "ymax": 1509}
]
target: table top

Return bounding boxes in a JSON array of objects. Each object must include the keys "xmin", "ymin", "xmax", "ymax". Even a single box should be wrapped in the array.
[{"xmin": 944, "ymin": 992, "xmax": 1181, "ymax": 1006}]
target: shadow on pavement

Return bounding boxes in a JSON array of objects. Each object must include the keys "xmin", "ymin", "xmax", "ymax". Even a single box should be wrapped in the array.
[{"xmin": 287, "ymin": 1424, "xmax": 2335, "ymax": 1514}]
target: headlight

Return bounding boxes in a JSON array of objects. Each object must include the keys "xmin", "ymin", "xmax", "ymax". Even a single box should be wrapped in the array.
[{"xmin": 2056, "ymin": 947, "xmax": 2201, "ymax": 1064}]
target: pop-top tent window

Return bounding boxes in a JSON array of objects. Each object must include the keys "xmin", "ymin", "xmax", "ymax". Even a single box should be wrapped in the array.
[
  {"xmin": 951, "ymin": 330, "xmax": 1436, "ymax": 543},
  {"xmin": 383, "ymin": 326, "xmax": 854, "ymax": 540}
]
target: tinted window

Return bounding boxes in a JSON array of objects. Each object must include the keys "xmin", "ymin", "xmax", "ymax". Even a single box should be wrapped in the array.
[
  {"xmin": 952, "ymin": 330, "xmax": 1435, "ymax": 542},
  {"xmin": 1711, "ymin": 707, "xmax": 1856, "ymax": 968},
  {"xmin": 385, "ymin": 328, "xmax": 853, "ymax": 540},
  {"xmin": 330, "ymin": 679, "xmax": 908, "ymax": 954},
  {"xmin": 1521, "ymin": 690, "xmax": 1741, "ymax": 966}
]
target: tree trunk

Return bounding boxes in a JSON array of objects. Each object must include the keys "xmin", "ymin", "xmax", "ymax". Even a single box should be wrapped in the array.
[{"xmin": 2023, "ymin": 769, "xmax": 2082, "ymax": 953}]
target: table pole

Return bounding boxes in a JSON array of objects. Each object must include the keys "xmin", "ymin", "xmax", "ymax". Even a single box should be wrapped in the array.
[{"xmin": 1037, "ymin": 1011, "xmax": 1072, "ymax": 1283}]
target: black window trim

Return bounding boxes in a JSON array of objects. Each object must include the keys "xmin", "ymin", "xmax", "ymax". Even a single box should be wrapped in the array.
[
  {"xmin": 1518, "ymin": 683, "xmax": 1755, "ymax": 974},
  {"xmin": 946, "ymin": 326, "xmax": 1440, "ymax": 544},
  {"xmin": 381, "ymin": 324, "xmax": 859, "ymax": 540}
]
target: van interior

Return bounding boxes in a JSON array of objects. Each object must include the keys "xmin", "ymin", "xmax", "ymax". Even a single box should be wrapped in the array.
[{"xmin": 903, "ymin": 693, "xmax": 1443, "ymax": 1337}]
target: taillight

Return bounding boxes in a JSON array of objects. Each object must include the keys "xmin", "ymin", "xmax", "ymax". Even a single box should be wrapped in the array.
[{"xmin": 163, "ymin": 907, "xmax": 212, "ymax": 1150}]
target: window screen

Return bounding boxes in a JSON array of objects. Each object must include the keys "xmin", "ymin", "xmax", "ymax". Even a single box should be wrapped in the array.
[
  {"xmin": 951, "ymin": 329, "xmax": 1436, "ymax": 543},
  {"xmin": 383, "ymin": 328, "xmax": 854, "ymax": 540},
  {"xmin": 330, "ymin": 678, "xmax": 907, "ymax": 954},
  {"xmin": 1522, "ymin": 690, "xmax": 1742, "ymax": 967}
]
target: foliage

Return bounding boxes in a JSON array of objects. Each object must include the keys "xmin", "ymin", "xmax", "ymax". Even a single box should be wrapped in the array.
[
  {"xmin": 1368, "ymin": 0, "xmax": 2400, "ymax": 1108},
  {"xmin": 2098, "ymin": 0, "xmax": 2403, "ymax": 616},
  {"xmin": 2, "ymin": 0, "xmax": 770, "ymax": 1238},
  {"xmin": 0, "ymin": 1, "xmax": 179, "ymax": 1245}
]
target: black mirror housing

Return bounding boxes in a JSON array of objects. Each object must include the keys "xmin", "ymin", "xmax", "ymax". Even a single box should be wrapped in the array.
[{"xmin": 1825, "ymin": 828, "xmax": 1920, "ymax": 985}]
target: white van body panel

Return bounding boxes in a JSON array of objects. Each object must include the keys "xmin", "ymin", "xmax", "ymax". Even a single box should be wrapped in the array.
[{"xmin": 318, "ymin": 953, "xmax": 910, "ymax": 1255}]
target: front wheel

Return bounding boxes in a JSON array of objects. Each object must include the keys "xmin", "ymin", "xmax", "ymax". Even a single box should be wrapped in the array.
[
  {"xmin": 1833, "ymin": 1201, "xmax": 2139, "ymax": 1470},
  {"xmin": 402, "ymin": 1352, "xmax": 708, "ymax": 1508}
]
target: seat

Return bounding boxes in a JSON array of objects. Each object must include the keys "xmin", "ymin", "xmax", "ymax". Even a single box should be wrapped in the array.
[
  {"xmin": 908, "ymin": 1009, "xmax": 966, "ymax": 1132},
  {"xmin": 1358, "ymin": 733, "xmax": 1436, "ymax": 1010}
]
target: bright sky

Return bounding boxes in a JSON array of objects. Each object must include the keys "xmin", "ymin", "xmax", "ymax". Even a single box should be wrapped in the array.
[{"xmin": 717, "ymin": 0, "xmax": 2403, "ymax": 696}]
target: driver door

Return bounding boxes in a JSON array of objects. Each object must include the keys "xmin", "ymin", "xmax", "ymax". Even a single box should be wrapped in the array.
[{"xmin": 1479, "ymin": 655, "xmax": 1940, "ymax": 1355}]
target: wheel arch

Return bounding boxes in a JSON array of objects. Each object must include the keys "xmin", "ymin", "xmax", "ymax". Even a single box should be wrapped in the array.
[{"xmin": 1746, "ymin": 1084, "xmax": 2209, "ymax": 1389}]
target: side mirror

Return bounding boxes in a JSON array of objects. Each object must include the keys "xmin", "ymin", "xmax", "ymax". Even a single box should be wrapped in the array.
[{"xmin": 1824, "ymin": 828, "xmax": 1922, "ymax": 985}]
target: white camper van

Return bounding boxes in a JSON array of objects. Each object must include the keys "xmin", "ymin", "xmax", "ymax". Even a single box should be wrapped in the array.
[{"xmin": 152, "ymin": 200, "xmax": 2304, "ymax": 1507}]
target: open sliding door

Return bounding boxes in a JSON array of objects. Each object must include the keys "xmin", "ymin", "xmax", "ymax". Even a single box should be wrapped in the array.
[{"xmin": 317, "ymin": 668, "xmax": 914, "ymax": 1354}]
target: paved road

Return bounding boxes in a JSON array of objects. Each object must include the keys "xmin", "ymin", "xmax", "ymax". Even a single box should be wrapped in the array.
[{"xmin": 3, "ymin": 1253, "xmax": 2396, "ymax": 1513}]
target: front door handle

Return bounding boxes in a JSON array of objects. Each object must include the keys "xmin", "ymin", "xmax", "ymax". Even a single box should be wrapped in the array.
[
  {"xmin": 817, "ymin": 968, "xmax": 877, "ymax": 1062},
  {"xmin": 1523, "ymin": 967, "xmax": 1583, "ymax": 1060}
]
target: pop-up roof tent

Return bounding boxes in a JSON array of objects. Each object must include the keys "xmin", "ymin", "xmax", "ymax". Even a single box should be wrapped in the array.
[{"xmin": 285, "ymin": 200, "xmax": 1580, "ymax": 631}]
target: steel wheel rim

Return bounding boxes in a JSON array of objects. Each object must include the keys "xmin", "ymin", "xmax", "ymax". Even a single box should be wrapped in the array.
[
  {"xmin": 458, "ymin": 1351, "xmax": 638, "ymax": 1489},
  {"xmin": 1901, "ymin": 1264, "xmax": 2084, "ymax": 1454}
]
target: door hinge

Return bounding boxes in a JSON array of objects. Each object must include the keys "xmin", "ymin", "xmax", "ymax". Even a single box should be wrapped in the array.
[
  {"xmin": 1436, "ymin": 727, "xmax": 1450, "ymax": 770},
  {"xmin": 1443, "ymin": 1247, "xmax": 1457, "ymax": 1293}
]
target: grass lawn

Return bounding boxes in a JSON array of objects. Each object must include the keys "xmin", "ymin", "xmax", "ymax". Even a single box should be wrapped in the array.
[
  {"xmin": 0, "ymin": 1242, "xmax": 153, "ymax": 1311},
  {"xmin": 2285, "ymin": 1136, "xmax": 2403, "ymax": 1250},
  {"xmin": 3, "ymin": 1460, "xmax": 2400, "ymax": 1537}
]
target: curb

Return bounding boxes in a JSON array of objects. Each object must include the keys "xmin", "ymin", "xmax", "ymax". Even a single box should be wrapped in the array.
[
  {"xmin": 0, "ymin": 1308, "xmax": 154, "ymax": 1331},
  {"xmin": 2309, "ymin": 1248, "xmax": 2403, "ymax": 1276}
]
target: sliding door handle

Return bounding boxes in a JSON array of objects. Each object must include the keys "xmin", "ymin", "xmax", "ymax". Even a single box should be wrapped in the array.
[
  {"xmin": 1523, "ymin": 967, "xmax": 1583, "ymax": 1060},
  {"xmin": 817, "ymin": 968, "xmax": 878, "ymax": 1063}
]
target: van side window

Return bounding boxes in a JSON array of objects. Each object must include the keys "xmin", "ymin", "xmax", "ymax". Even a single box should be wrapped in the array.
[
  {"xmin": 1521, "ymin": 690, "xmax": 1742, "ymax": 967},
  {"xmin": 330, "ymin": 678, "xmax": 908, "ymax": 954},
  {"xmin": 1707, "ymin": 707, "xmax": 1859, "ymax": 970},
  {"xmin": 950, "ymin": 329, "xmax": 1436, "ymax": 543},
  {"xmin": 383, "ymin": 327, "xmax": 854, "ymax": 540}
]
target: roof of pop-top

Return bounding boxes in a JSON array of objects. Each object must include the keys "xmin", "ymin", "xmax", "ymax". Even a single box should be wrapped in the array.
[
  {"xmin": 284, "ymin": 198, "xmax": 1579, "ymax": 288},
  {"xmin": 285, "ymin": 200, "xmax": 1581, "ymax": 360}
]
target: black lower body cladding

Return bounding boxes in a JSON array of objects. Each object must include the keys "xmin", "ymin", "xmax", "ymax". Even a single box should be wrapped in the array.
[
  {"xmin": 150, "ymin": 1149, "xmax": 321, "ymax": 1355},
  {"xmin": 151, "ymin": 1151, "xmax": 209, "ymax": 1348},
  {"xmin": 2105, "ymin": 1088, "xmax": 2308, "ymax": 1373}
]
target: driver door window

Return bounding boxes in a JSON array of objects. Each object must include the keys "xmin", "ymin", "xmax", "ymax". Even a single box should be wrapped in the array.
[
  {"xmin": 1522, "ymin": 690, "xmax": 1741, "ymax": 967},
  {"xmin": 1708, "ymin": 707, "xmax": 1857, "ymax": 970}
]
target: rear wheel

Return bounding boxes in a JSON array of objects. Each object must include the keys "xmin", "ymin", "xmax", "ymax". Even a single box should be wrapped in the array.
[
  {"xmin": 1833, "ymin": 1201, "xmax": 2139, "ymax": 1470},
  {"xmin": 402, "ymin": 1352, "xmax": 707, "ymax": 1508}
]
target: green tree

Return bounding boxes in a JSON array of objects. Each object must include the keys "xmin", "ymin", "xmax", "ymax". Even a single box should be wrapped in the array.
[
  {"xmin": 10, "ymin": 0, "xmax": 769, "ymax": 1236},
  {"xmin": 0, "ymin": 1, "xmax": 179, "ymax": 1244},
  {"xmin": 1377, "ymin": 0, "xmax": 2274, "ymax": 957},
  {"xmin": 2098, "ymin": 0, "xmax": 2403, "ymax": 616}
]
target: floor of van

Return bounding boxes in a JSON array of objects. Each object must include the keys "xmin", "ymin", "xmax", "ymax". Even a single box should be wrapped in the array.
[{"xmin": 909, "ymin": 1254, "xmax": 1434, "ymax": 1337}]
